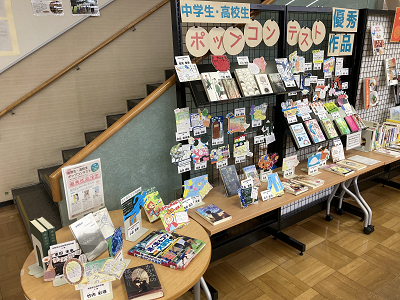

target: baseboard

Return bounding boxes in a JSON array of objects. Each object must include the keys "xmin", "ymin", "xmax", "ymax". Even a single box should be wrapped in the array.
[{"xmin": 0, "ymin": 199, "xmax": 13, "ymax": 208}]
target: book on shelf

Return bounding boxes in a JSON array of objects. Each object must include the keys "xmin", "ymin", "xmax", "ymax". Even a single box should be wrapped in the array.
[
  {"xmin": 222, "ymin": 78, "xmax": 241, "ymax": 99},
  {"xmin": 336, "ymin": 159, "xmax": 367, "ymax": 171},
  {"xmin": 291, "ymin": 175, "xmax": 324, "ymax": 189},
  {"xmin": 344, "ymin": 115, "xmax": 360, "ymax": 132},
  {"xmin": 363, "ymin": 77, "xmax": 378, "ymax": 108},
  {"xmin": 123, "ymin": 264, "xmax": 163, "ymax": 300},
  {"xmin": 36, "ymin": 217, "xmax": 57, "ymax": 246},
  {"xmin": 321, "ymin": 118, "xmax": 339, "ymax": 139},
  {"xmin": 255, "ymin": 74, "xmax": 273, "ymax": 95},
  {"xmin": 352, "ymin": 114, "xmax": 367, "ymax": 129},
  {"xmin": 374, "ymin": 148, "xmax": 400, "ymax": 157},
  {"xmin": 334, "ymin": 117, "xmax": 351, "ymax": 135},
  {"xmin": 268, "ymin": 73, "xmax": 286, "ymax": 93},
  {"xmin": 290, "ymin": 123, "xmax": 312, "ymax": 148},
  {"xmin": 322, "ymin": 164, "xmax": 354, "ymax": 176},
  {"xmin": 304, "ymin": 119, "xmax": 326, "ymax": 143},
  {"xmin": 30, "ymin": 219, "xmax": 50, "ymax": 268},
  {"xmin": 386, "ymin": 144, "xmax": 400, "ymax": 152},
  {"xmin": 234, "ymin": 68, "xmax": 261, "ymax": 97},
  {"xmin": 347, "ymin": 155, "xmax": 380, "ymax": 166},
  {"xmin": 219, "ymin": 165, "xmax": 241, "ymax": 197},
  {"xmin": 243, "ymin": 165, "xmax": 261, "ymax": 187},
  {"xmin": 127, "ymin": 229, "xmax": 206, "ymax": 270},
  {"xmin": 324, "ymin": 102, "xmax": 339, "ymax": 113},
  {"xmin": 280, "ymin": 178, "xmax": 309, "ymax": 195},
  {"xmin": 195, "ymin": 204, "xmax": 232, "ymax": 226},
  {"xmin": 201, "ymin": 72, "xmax": 229, "ymax": 102}
]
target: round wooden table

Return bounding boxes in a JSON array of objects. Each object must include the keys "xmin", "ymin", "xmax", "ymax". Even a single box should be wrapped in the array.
[{"xmin": 21, "ymin": 210, "xmax": 211, "ymax": 300}]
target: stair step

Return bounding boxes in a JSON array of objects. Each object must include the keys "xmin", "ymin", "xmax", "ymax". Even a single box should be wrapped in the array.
[
  {"xmin": 106, "ymin": 113, "xmax": 125, "ymax": 128},
  {"xmin": 85, "ymin": 130, "xmax": 105, "ymax": 145},
  {"xmin": 127, "ymin": 98, "xmax": 144, "ymax": 111},
  {"xmin": 38, "ymin": 165, "xmax": 62, "ymax": 199},
  {"xmin": 165, "ymin": 69, "xmax": 175, "ymax": 81},
  {"xmin": 62, "ymin": 147, "xmax": 84, "ymax": 163},
  {"xmin": 12, "ymin": 183, "xmax": 62, "ymax": 239},
  {"xmin": 146, "ymin": 83, "xmax": 163, "ymax": 96}
]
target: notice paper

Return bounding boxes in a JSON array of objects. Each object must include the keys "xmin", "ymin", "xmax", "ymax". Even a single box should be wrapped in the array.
[{"xmin": 0, "ymin": 20, "xmax": 12, "ymax": 51}]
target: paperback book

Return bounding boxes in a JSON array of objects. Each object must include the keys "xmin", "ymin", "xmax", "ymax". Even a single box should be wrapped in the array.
[
  {"xmin": 255, "ymin": 74, "xmax": 273, "ymax": 95},
  {"xmin": 347, "ymin": 155, "xmax": 380, "ymax": 166},
  {"xmin": 201, "ymin": 72, "xmax": 228, "ymax": 102},
  {"xmin": 123, "ymin": 264, "xmax": 163, "ymax": 300},
  {"xmin": 290, "ymin": 123, "xmax": 312, "ymax": 148},
  {"xmin": 352, "ymin": 114, "xmax": 367, "ymax": 129},
  {"xmin": 280, "ymin": 178, "xmax": 309, "ymax": 195},
  {"xmin": 222, "ymin": 78, "xmax": 241, "ymax": 99},
  {"xmin": 324, "ymin": 102, "xmax": 339, "ymax": 113},
  {"xmin": 321, "ymin": 118, "xmax": 339, "ymax": 138},
  {"xmin": 344, "ymin": 116, "xmax": 360, "ymax": 132},
  {"xmin": 364, "ymin": 77, "xmax": 378, "ymax": 108},
  {"xmin": 292, "ymin": 175, "xmax": 324, "ymax": 189},
  {"xmin": 195, "ymin": 204, "xmax": 232, "ymax": 226},
  {"xmin": 243, "ymin": 165, "xmax": 261, "ymax": 187},
  {"xmin": 304, "ymin": 119, "xmax": 326, "ymax": 143},
  {"xmin": 234, "ymin": 68, "xmax": 261, "ymax": 97},
  {"xmin": 322, "ymin": 164, "xmax": 354, "ymax": 176},
  {"xmin": 374, "ymin": 148, "xmax": 400, "ymax": 157},
  {"xmin": 336, "ymin": 159, "xmax": 367, "ymax": 171},
  {"xmin": 268, "ymin": 73, "xmax": 286, "ymax": 93},
  {"xmin": 334, "ymin": 118, "xmax": 351, "ymax": 135}
]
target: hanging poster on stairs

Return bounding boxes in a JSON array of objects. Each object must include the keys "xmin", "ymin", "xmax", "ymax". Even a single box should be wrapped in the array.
[{"xmin": 62, "ymin": 158, "xmax": 105, "ymax": 220}]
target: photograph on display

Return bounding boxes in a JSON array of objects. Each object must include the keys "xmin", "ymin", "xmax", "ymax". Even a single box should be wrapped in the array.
[{"xmin": 70, "ymin": 0, "xmax": 99, "ymax": 16}]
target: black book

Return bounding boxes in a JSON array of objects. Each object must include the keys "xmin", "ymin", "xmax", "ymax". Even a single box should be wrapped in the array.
[
  {"xmin": 219, "ymin": 165, "xmax": 240, "ymax": 197},
  {"xmin": 268, "ymin": 73, "xmax": 286, "ymax": 93},
  {"xmin": 123, "ymin": 264, "xmax": 163, "ymax": 300}
]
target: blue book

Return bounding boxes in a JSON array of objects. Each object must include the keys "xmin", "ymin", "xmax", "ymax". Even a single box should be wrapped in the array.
[{"xmin": 290, "ymin": 123, "xmax": 312, "ymax": 148}]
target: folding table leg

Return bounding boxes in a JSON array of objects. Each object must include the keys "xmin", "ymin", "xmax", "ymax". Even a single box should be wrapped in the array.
[
  {"xmin": 353, "ymin": 176, "xmax": 374, "ymax": 234},
  {"xmin": 337, "ymin": 178, "xmax": 354, "ymax": 215},
  {"xmin": 326, "ymin": 184, "xmax": 340, "ymax": 221}
]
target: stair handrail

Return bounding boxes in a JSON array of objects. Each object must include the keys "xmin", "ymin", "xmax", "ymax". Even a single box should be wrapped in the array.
[
  {"xmin": 0, "ymin": 0, "xmax": 170, "ymax": 119},
  {"xmin": 49, "ymin": 0, "xmax": 276, "ymax": 203}
]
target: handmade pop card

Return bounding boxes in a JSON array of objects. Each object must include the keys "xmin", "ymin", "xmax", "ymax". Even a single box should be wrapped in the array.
[
  {"xmin": 190, "ymin": 138, "xmax": 209, "ymax": 164},
  {"xmin": 250, "ymin": 103, "xmax": 267, "ymax": 127},
  {"xmin": 143, "ymin": 187, "xmax": 164, "ymax": 223},
  {"xmin": 159, "ymin": 200, "xmax": 189, "ymax": 232},
  {"xmin": 183, "ymin": 175, "xmax": 213, "ymax": 200},
  {"xmin": 226, "ymin": 112, "xmax": 250, "ymax": 134},
  {"xmin": 210, "ymin": 145, "xmax": 230, "ymax": 164},
  {"xmin": 170, "ymin": 143, "xmax": 191, "ymax": 164},
  {"xmin": 121, "ymin": 188, "xmax": 148, "ymax": 242}
]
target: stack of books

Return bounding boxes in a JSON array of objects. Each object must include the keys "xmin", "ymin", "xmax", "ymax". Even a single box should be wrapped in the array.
[
  {"xmin": 30, "ymin": 217, "xmax": 57, "ymax": 268},
  {"xmin": 291, "ymin": 175, "xmax": 325, "ymax": 189},
  {"xmin": 280, "ymin": 178, "xmax": 309, "ymax": 195}
]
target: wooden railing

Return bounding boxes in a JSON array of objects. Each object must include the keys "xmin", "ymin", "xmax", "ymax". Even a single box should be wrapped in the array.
[
  {"xmin": 0, "ymin": 0, "xmax": 170, "ymax": 119},
  {"xmin": 46, "ymin": 0, "xmax": 275, "ymax": 202}
]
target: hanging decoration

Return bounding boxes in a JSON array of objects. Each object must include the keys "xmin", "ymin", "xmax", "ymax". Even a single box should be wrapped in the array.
[
  {"xmin": 312, "ymin": 20, "xmax": 326, "ymax": 45},
  {"xmin": 244, "ymin": 19, "xmax": 263, "ymax": 47},
  {"xmin": 186, "ymin": 26, "xmax": 209, "ymax": 57},
  {"xmin": 287, "ymin": 20, "xmax": 300, "ymax": 46},
  {"xmin": 223, "ymin": 26, "xmax": 245, "ymax": 55},
  {"xmin": 263, "ymin": 19, "xmax": 280, "ymax": 47},
  {"xmin": 209, "ymin": 27, "xmax": 226, "ymax": 55}
]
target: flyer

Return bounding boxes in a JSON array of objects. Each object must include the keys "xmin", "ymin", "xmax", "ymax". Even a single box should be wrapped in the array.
[
  {"xmin": 70, "ymin": 0, "xmax": 99, "ymax": 16},
  {"xmin": 62, "ymin": 158, "xmax": 105, "ymax": 220},
  {"xmin": 31, "ymin": 0, "xmax": 64, "ymax": 16}
]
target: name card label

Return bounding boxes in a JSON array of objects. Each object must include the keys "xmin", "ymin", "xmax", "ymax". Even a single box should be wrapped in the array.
[
  {"xmin": 216, "ymin": 159, "xmax": 228, "ymax": 169},
  {"xmin": 176, "ymin": 131, "xmax": 190, "ymax": 141}
]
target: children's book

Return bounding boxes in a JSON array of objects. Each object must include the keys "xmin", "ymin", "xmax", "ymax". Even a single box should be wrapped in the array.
[
  {"xmin": 290, "ymin": 123, "xmax": 312, "ymax": 148},
  {"xmin": 344, "ymin": 115, "xmax": 360, "ymax": 132},
  {"xmin": 336, "ymin": 159, "xmax": 367, "ymax": 171},
  {"xmin": 255, "ymin": 74, "xmax": 273, "ymax": 95},
  {"xmin": 196, "ymin": 204, "xmax": 232, "ymax": 226},
  {"xmin": 268, "ymin": 73, "xmax": 286, "ymax": 93},
  {"xmin": 331, "ymin": 144, "xmax": 345, "ymax": 163},
  {"xmin": 127, "ymin": 230, "xmax": 206, "ymax": 270},
  {"xmin": 123, "ymin": 264, "xmax": 163, "ymax": 300},
  {"xmin": 304, "ymin": 119, "xmax": 326, "ymax": 143},
  {"xmin": 266, "ymin": 173, "xmax": 285, "ymax": 197},
  {"xmin": 352, "ymin": 114, "xmax": 367, "ymax": 129},
  {"xmin": 222, "ymin": 78, "xmax": 241, "ymax": 99},
  {"xmin": 280, "ymin": 178, "xmax": 309, "ymax": 195},
  {"xmin": 220, "ymin": 165, "xmax": 241, "ymax": 197},
  {"xmin": 324, "ymin": 102, "xmax": 339, "ymax": 113},
  {"xmin": 234, "ymin": 68, "xmax": 261, "ymax": 97},
  {"xmin": 143, "ymin": 187, "xmax": 164, "ymax": 223},
  {"xmin": 364, "ymin": 77, "xmax": 378, "ymax": 108},
  {"xmin": 201, "ymin": 72, "xmax": 228, "ymax": 102},
  {"xmin": 322, "ymin": 164, "xmax": 354, "ymax": 176},
  {"xmin": 243, "ymin": 165, "xmax": 261, "ymax": 187},
  {"xmin": 183, "ymin": 175, "xmax": 213, "ymax": 200},
  {"xmin": 292, "ymin": 175, "xmax": 324, "ymax": 189},
  {"xmin": 335, "ymin": 118, "xmax": 351, "ymax": 135},
  {"xmin": 321, "ymin": 118, "xmax": 339, "ymax": 138},
  {"xmin": 159, "ymin": 200, "xmax": 189, "ymax": 232}
]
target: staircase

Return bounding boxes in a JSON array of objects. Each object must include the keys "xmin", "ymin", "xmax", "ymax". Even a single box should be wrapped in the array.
[{"xmin": 12, "ymin": 69, "xmax": 174, "ymax": 236}]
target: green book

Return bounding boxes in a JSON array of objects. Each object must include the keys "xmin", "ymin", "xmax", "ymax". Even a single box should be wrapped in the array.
[
  {"xmin": 335, "ymin": 117, "xmax": 351, "ymax": 135},
  {"xmin": 30, "ymin": 220, "xmax": 50, "ymax": 268},
  {"xmin": 324, "ymin": 102, "xmax": 339, "ymax": 113},
  {"xmin": 321, "ymin": 118, "xmax": 339, "ymax": 139},
  {"xmin": 37, "ymin": 217, "xmax": 57, "ymax": 246}
]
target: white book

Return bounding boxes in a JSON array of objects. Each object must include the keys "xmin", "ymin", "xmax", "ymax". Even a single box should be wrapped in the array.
[
  {"xmin": 255, "ymin": 74, "xmax": 273, "ymax": 95},
  {"xmin": 347, "ymin": 155, "xmax": 380, "ymax": 166},
  {"xmin": 201, "ymin": 72, "xmax": 228, "ymax": 102}
]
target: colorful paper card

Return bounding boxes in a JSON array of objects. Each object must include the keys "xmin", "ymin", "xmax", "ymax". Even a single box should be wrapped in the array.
[
  {"xmin": 243, "ymin": 165, "xmax": 261, "ymax": 187},
  {"xmin": 144, "ymin": 187, "xmax": 164, "ymax": 223},
  {"xmin": 210, "ymin": 145, "xmax": 230, "ymax": 164},
  {"xmin": 258, "ymin": 153, "xmax": 279, "ymax": 171},
  {"xmin": 170, "ymin": 144, "xmax": 191, "ymax": 164},
  {"xmin": 233, "ymin": 135, "xmax": 250, "ymax": 157},
  {"xmin": 174, "ymin": 107, "xmax": 190, "ymax": 133},
  {"xmin": 226, "ymin": 113, "xmax": 250, "ymax": 134},
  {"xmin": 211, "ymin": 116, "xmax": 224, "ymax": 143},
  {"xmin": 159, "ymin": 200, "xmax": 189, "ymax": 232},
  {"xmin": 121, "ymin": 188, "xmax": 146, "ymax": 222},
  {"xmin": 183, "ymin": 175, "xmax": 213, "ymax": 200},
  {"xmin": 307, "ymin": 153, "xmax": 322, "ymax": 168},
  {"xmin": 282, "ymin": 155, "xmax": 299, "ymax": 171},
  {"xmin": 267, "ymin": 173, "xmax": 285, "ymax": 197},
  {"xmin": 323, "ymin": 57, "xmax": 335, "ymax": 72},
  {"xmin": 190, "ymin": 138, "xmax": 209, "ymax": 164}
]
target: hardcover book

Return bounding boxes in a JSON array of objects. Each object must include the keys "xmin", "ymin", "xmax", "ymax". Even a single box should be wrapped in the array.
[
  {"xmin": 352, "ymin": 114, "xmax": 367, "ymax": 129},
  {"xmin": 322, "ymin": 164, "xmax": 354, "ymax": 176},
  {"xmin": 195, "ymin": 204, "xmax": 232, "ymax": 226},
  {"xmin": 345, "ymin": 116, "xmax": 360, "ymax": 132},
  {"xmin": 280, "ymin": 178, "xmax": 309, "ymax": 195},
  {"xmin": 255, "ymin": 74, "xmax": 273, "ymax": 95},
  {"xmin": 222, "ymin": 78, "xmax": 241, "ymax": 99},
  {"xmin": 321, "ymin": 118, "xmax": 339, "ymax": 138},
  {"xmin": 36, "ymin": 217, "xmax": 57, "ymax": 246},
  {"xmin": 127, "ymin": 230, "xmax": 206, "ymax": 270},
  {"xmin": 143, "ymin": 187, "xmax": 165, "ymax": 223},
  {"xmin": 334, "ymin": 118, "xmax": 351, "ymax": 135},
  {"xmin": 268, "ymin": 73, "xmax": 286, "ymax": 93},
  {"xmin": 30, "ymin": 219, "xmax": 50, "ymax": 268},
  {"xmin": 290, "ymin": 123, "xmax": 312, "ymax": 148},
  {"xmin": 336, "ymin": 159, "xmax": 367, "ymax": 171},
  {"xmin": 234, "ymin": 68, "xmax": 261, "ymax": 97},
  {"xmin": 219, "ymin": 165, "xmax": 241, "ymax": 197},
  {"xmin": 304, "ymin": 119, "xmax": 326, "ymax": 143},
  {"xmin": 123, "ymin": 264, "xmax": 163, "ymax": 300},
  {"xmin": 243, "ymin": 165, "xmax": 261, "ymax": 187},
  {"xmin": 201, "ymin": 72, "xmax": 228, "ymax": 102}
]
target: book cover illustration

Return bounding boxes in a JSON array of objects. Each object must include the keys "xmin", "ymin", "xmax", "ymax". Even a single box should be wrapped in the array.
[
  {"xmin": 335, "ymin": 118, "xmax": 351, "ymax": 135},
  {"xmin": 268, "ymin": 73, "xmax": 286, "ymax": 93},
  {"xmin": 127, "ymin": 230, "xmax": 206, "ymax": 270},
  {"xmin": 220, "ymin": 165, "xmax": 241, "ymax": 197},
  {"xmin": 243, "ymin": 165, "xmax": 261, "ymax": 187},
  {"xmin": 275, "ymin": 58, "xmax": 296, "ymax": 87},
  {"xmin": 144, "ymin": 187, "xmax": 164, "ymax": 223},
  {"xmin": 371, "ymin": 25, "xmax": 385, "ymax": 55},
  {"xmin": 170, "ymin": 143, "xmax": 190, "ymax": 164},
  {"xmin": 336, "ymin": 159, "xmax": 366, "ymax": 171},
  {"xmin": 233, "ymin": 135, "xmax": 250, "ymax": 158},
  {"xmin": 234, "ymin": 68, "xmax": 261, "ymax": 97},
  {"xmin": 385, "ymin": 58, "xmax": 398, "ymax": 86},
  {"xmin": 190, "ymin": 138, "xmax": 209, "ymax": 164},
  {"xmin": 345, "ymin": 116, "xmax": 360, "ymax": 132},
  {"xmin": 323, "ymin": 57, "xmax": 335, "ymax": 73},
  {"xmin": 183, "ymin": 175, "xmax": 213, "ymax": 200},
  {"xmin": 74, "ymin": 258, "xmax": 117, "ymax": 289},
  {"xmin": 123, "ymin": 264, "xmax": 163, "ymax": 300},
  {"xmin": 255, "ymin": 74, "xmax": 273, "ymax": 95},
  {"xmin": 174, "ymin": 107, "xmax": 190, "ymax": 133},
  {"xmin": 222, "ymin": 78, "xmax": 241, "ymax": 99},
  {"xmin": 226, "ymin": 113, "xmax": 250, "ymax": 134},
  {"xmin": 195, "ymin": 204, "xmax": 232, "ymax": 225},
  {"xmin": 351, "ymin": 114, "xmax": 366, "ymax": 129},
  {"xmin": 290, "ymin": 123, "xmax": 311, "ymax": 148},
  {"xmin": 258, "ymin": 153, "xmax": 279, "ymax": 171},
  {"xmin": 364, "ymin": 77, "xmax": 378, "ymax": 108},
  {"xmin": 323, "ymin": 102, "xmax": 339, "ymax": 113},
  {"xmin": 321, "ymin": 118, "xmax": 339, "ymax": 138},
  {"xmin": 322, "ymin": 164, "xmax": 353, "ymax": 176},
  {"xmin": 266, "ymin": 173, "xmax": 285, "ymax": 197},
  {"xmin": 289, "ymin": 51, "xmax": 299, "ymax": 74},
  {"xmin": 304, "ymin": 119, "xmax": 326, "ymax": 143},
  {"xmin": 238, "ymin": 186, "xmax": 255, "ymax": 208},
  {"xmin": 201, "ymin": 72, "xmax": 228, "ymax": 101},
  {"xmin": 210, "ymin": 144, "xmax": 230, "ymax": 164},
  {"xmin": 159, "ymin": 200, "xmax": 189, "ymax": 232},
  {"xmin": 281, "ymin": 178, "xmax": 309, "ymax": 195}
]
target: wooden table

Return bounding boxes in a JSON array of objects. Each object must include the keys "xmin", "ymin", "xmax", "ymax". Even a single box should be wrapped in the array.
[{"xmin": 21, "ymin": 210, "xmax": 211, "ymax": 300}]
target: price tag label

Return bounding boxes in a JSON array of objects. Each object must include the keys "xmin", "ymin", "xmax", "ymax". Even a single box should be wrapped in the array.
[
  {"xmin": 302, "ymin": 113, "xmax": 312, "ymax": 121},
  {"xmin": 317, "ymin": 79, "xmax": 325, "ymax": 86},
  {"xmin": 319, "ymin": 160, "xmax": 327, "ymax": 167},
  {"xmin": 181, "ymin": 197, "xmax": 195, "ymax": 210},
  {"xmin": 314, "ymin": 63, "xmax": 322, "ymax": 70},
  {"xmin": 342, "ymin": 68, "xmax": 349, "ymax": 75},
  {"xmin": 261, "ymin": 172, "xmax": 269, "ymax": 182},
  {"xmin": 193, "ymin": 126, "xmax": 206, "ymax": 136},
  {"xmin": 287, "ymin": 115, "xmax": 297, "ymax": 124},
  {"xmin": 254, "ymin": 135, "xmax": 265, "ymax": 144},
  {"xmin": 175, "ymin": 211, "xmax": 190, "ymax": 223},
  {"xmin": 304, "ymin": 63, "xmax": 312, "ymax": 71},
  {"xmin": 235, "ymin": 107, "xmax": 246, "ymax": 116},
  {"xmin": 127, "ymin": 221, "xmax": 140, "ymax": 238},
  {"xmin": 50, "ymin": 241, "xmax": 76, "ymax": 257},
  {"xmin": 216, "ymin": 159, "xmax": 228, "ymax": 169},
  {"xmin": 261, "ymin": 189, "xmax": 273, "ymax": 201},
  {"xmin": 284, "ymin": 168, "xmax": 294, "ymax": 178},
  {"xmin": 334, "ymin": 138, "xmax": 342, "ymax": 146},
  {"xmin": 178, "ymin": 160, "xmax": 191, "ymax": 174},
  {"xmin": 212, "ymin": 137, "xmax": 224, "ymax": 146},
  {"xmin": 251, "ymin": 187, "xmax": 259, "ymax": 200},
  {"xmin": 241, "ymin": 178, "xmax": 253, "ymax": 189},
  {"xmin": 308, "ymin": 166, "xmax": 319, "ymax": 176},
  {"xmin": 176, "ymin": 131, "xmax": 190, "ymax": 141},
  {"xmin": 83, "ymin": 283, "xmax": 111, "ymax": 300},
  {"xmin": 310, "ymin": 76, "xmax": 318, "ymax": 84},
  {"xmin": 237, "ymin": 56, "xmax": 249, "ymax": 65},
  {"xmin": 235, "ymin": 155, "xmax": 246, "ymax": 164},
  {"xmin": 265, "ymin": 133, "xmax": 276, "ymax": 145},
  {"xmin": 195, "ymin": 160, "xmax": 207, "ymax": 170},
  {"xmin": 218, "ymin": 71, "xmax": 232, "ymax": 79},
  {"xmin": 324, "ymin": 72, "xmax": 332, "ymax": 79},
  {"xmin": 317, "ymin": 112, "xmax": 327, "ymax": 119},
  {"xmin": 175, "ymin": 55, "xmax": 191, "ymax": 65},
  {"xmin": 252, "ymin": 119, "xmax": 262, "ymax": 127},
  {"xmin": 342, "ymin": 82, "xmax": 348, "ymax": 89},
  {"xmin": 331, "ymin": 111, "xmax": 341, "ymax": 119},
  {"xmin": 192, "ymin": 195, "xmax": 202, "ymax": 205}
]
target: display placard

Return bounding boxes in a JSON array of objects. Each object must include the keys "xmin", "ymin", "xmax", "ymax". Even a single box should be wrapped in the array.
[{"xmin": 346, "ymin": 131, "xmax": 362, "ymax": 150}]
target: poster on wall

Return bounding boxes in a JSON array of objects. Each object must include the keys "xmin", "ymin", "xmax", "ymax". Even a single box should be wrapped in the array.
[
  {"xmin": 70, "ymin": 0, "xmax": 99, "ymax": 16},
  {"xmin": 332, "ymin": 7, "xmax": 359, "ymax": 32},
  {"xmin": 390, "ymin": 7, "xmax": 400, "ymax": 42},
  {"xmin": 31, "ymin": 0, "xmax": 64, "ymax": 16},
  {"xmin": 62, "ymin": 158, "xmax": 105, "ymax": 220},
  {"xmin": 0, "ymin": 0, "xmax": 19, "ymax": 56}
]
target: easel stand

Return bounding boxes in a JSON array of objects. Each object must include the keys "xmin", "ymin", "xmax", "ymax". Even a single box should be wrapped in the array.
[{"xmin": 124, "ymin": 213, "xmax": 148, "ymax": 242}]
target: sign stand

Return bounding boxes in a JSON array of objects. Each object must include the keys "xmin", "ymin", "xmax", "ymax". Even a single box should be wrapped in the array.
[
  {"xmin": 80, "ymin": 281, "xmax": 113, "ymax": 300},
  {"xmin": 123, "ymin": 213, "xmax": 148, "ymax": 242},
  {"xmin": 278, "ymin": 168, "xmax": 296, "ymax": 179},
  {"xmin": 301, "ymin": 166, "xmax": 321, "ymax": 176},
  {"xmin": 28, "ymin": 264, "xmax": 44, "ymax": 278},
  {"xmin": 260, "ymin": 169, "xmax": 272, "ymax": 182}
]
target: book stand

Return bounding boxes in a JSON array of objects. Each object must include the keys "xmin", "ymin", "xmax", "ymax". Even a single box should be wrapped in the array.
[{"xmin": 123, "ymin": 212, "xmax": 148, "ymax": 242}]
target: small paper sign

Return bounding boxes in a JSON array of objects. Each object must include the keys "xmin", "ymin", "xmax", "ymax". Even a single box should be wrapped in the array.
[
  {"xmin": 175, "ymin": 211, "xmax": 190, "ymax": 223},
  {"xmin": 304, "ymin": 63, "xmax": 312, "ymax": 71},
  {"xmin": 175, "ymin": 55, "xmax": 191, "ymax": 65},
  {"xmin": 216, "ymin": 159, "xmax": 228, "ymax": 169},
  {"xmin": 265, "ymin": 133, "xmax": 276, "ymax": 145},
  {"xmin": 317, "ymin": 79, "xmax": 325, "ymax": 86},
  {"xmin": 261, "ymin": 189, "xmax": 273, "ymax": 201},
  {"xmin": 319, "ymin": 160, "xmax": 327, "ymax": 167},
  {"xmin": 181, "ymin": 197, "xmax": 194, "ymax": 210},
  {"xmin": 237, "ymin": 56, "xmax": 249, "ymax": 65},
  {"xmin": 304, "ymin": 78, "xmax": 311, "ymax": 87},
  {"xmin": 331, "ymin": 111, "xmax": 341, "ymax": 119},
  {"xmin": 252, "ymin": 119, "xmax": 262, "ymax": 127},
  {"xmin": 83, "ymin": 283, "xmax": 111, "ymax": 300},
  {"xmin": 178, "ymin": 160, "xmax": 191, "ymax": 173},
  {"xmin": 288, "ymin": 92, "xmax": 298, "ymax": 96},
  {"xmin": 235, "ymin": 107, "xmax": 246, "ymax": 116},
  {"xmin": 127, "ymin": 221, "xmax": 140, "ymax": 238},
  {"xmin": 346, "ymin": 131, "xmax": 362, "ymax": 150},
  {"xmin": 241, "ymin": 178, "xmax": 253, "ymax": 189},
  {"xmin": 342, "ymin": 68, "xmax": 349, "ymax": 75},
  {"xmin": 254, "ymin": 135, "xmax": 265, "ymax": 144},
  {"xmin": 334, "ymin": 138, "xmax": 342, "ymax": 146},
  {"xmin": 317, "ymin": 112, "xmax": 327, "ymax": 119},
  {"xmin": 314, "ymin": 63, "xmax": 322, "ymax": 70},
  {"xmin": 251, "ymin": 187, "xmax": 259, "ymax": 200},
  {"xmin": 284, "ymin": 168, "xmax": 294, "ymax": 178},
  {"xmin": 212, "ymin": 137, "xmax": 224, "ymax": 146},
  {"xmin": 324, "ymin": 72, "xmax": 332, "ymax": 79},
  {"xmin": 261, "ymin": 172, "xmax": 269, "ymax": 182},
  {"xmin": 310, "ymin": 76, "xmax": 318, "ymax": 84},
  {"xmin": 176, "ymin": 131, "xmax": 190, "ymax": 141},
  {"xmin": 235, "ymin": 155, "xmax": 246, "ymax": 164},
  {"xmin": 287, "ymin": 115, "xmax": 297, "ymax": 124},
  {"xmin": 342, "ymin": 82, "xmax": 348, "ymax": 89},
  {"xmin": 345, "ymin": 109, "xmax": 353, "ymax": 116},
  {"xmin": 193, "ymin": 126, "xmax": 206, "ymax": 136},
  {"xmin": 195, "ymin": 161, "xmax": 207, "ymax": 170},
  {"xmin": 308, "ymin": 166, "xmax": 319, "ymax": 175},
  {"xmin": 302, "ymin": 113, "xmax": 312, "ymax": 121},
  {"xmin": 218, "ymin": 71, "xmax": 232, "ymax": 79}
]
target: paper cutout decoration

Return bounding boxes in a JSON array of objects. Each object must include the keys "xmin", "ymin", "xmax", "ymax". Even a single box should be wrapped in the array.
[
  {"xmin": 233, "ymin": 135, "xmax": 250, "ymax": 157},
  {"xmin": 224, "ymin": 27, "xmax": 245, "ymax": 55},
  {"xmin": 121, "ymin": 188, "xmax": 146, "ymax": 222},
  {"xmin": 253, "ymin": 57, "xmax": 267, "ymax": 73},
  {"xmin": 211, "ymin": 116, "xmax": 224, "ymax": 142},
  {"xmin": 258, "ymin": 153, "xmax": 279, "ymax": 171},
  {"xmin": 186, "ymin": 26, "xmax": 209, "ymax": 57},
  {"xmin": 170, "ymin": 143, "xmax": 190, "ymax": 164},
  {"xmin": 287, "ymin": 20, "xmax": 300, "ymax": 46},
  {"xmin": 144, "ymin": 187, "xmax": 164, "ymax": 223},
  {"xmin": 339, "ymin": 34, "xmax": 354, "ymax": 56},
  {"xmin": 175, "ymin": 64, "xmax": 201, "ymax": 82},
  {"xmin": 328, "ymin": 34, "xmax": 340, "ymax": 56},
  {"xmin": 263, "ymin": 19, "xmax": 280, "ymax": 46},
  {"xmin": 332, "ymin": 8, "xmax": 359, "ymax": 32},
  {"xmin": 63, "ymin": 258, "xmax": 84, "ymax": 285},
  {"xmin": 307, "ymin": 152, "xmax": 322, "ymax": 168},
  {"xmin": 248, "ymin": 63, "xmax": 260, "ymax": 74},
  {"xmin": 226, "ymin": 113, "xmax": 250, "ymax": 134},
  {"xmin": 183, "ymin": 175, "xmax": 213, "ymax": 199},
  {"xmin": 312, "ymin": 20, "xmax": 326, "ymax": 45},
  {"xmin": 299, "ymin": 27, "xmax": 313, "ymax": 52},
  {"xmin": 209, "ymin": 27, "xmax": 226, "ymax": 55},
  {"xmin": 323, "ymin": 57, "xmax": 335, "ymax": 73},
  {"xmin": 190, "ymin": 138, "xmax": 209, "ymax": 164},
  {"xmin": 159, "ymin": 200, "xmax": 189, "ymax": 232},
  {"xmin": 282, "ymin": 155, "xmax": 299, "ymax": 171},
  {"xmin": 390, "ymin": 8, "xmax": 400, "ymax": 42},
  {"xmin": 210, "ymin": 145, "xmax": 230, "ymax": 164},
  {"xmin": 312, "ymin": 49, "xmax": 324, "ymax": 63},
  {"xmin": 211, "ymin": 55, "xmax": 230, "ymax": 71},
  {"xmin": 244, "ymin": 19, "xmax": 262, "ymax": 47},
  {"xmin": 93, "ymin": 207, "xmax": 115, "ymax": 240}
]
